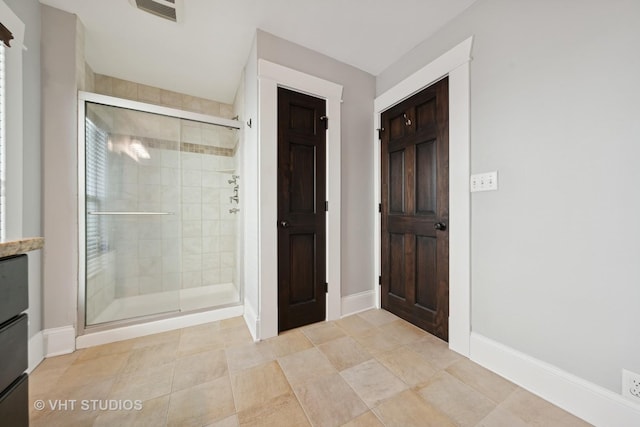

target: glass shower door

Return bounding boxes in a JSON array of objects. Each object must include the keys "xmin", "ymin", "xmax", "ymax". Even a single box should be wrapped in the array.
[{"xmin": 84, "ymin": 102, "xmax": 182, "ymax": 326}]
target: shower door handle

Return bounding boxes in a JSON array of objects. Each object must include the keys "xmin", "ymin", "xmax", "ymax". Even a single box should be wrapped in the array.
[
  {"xmin": 88, "ymin": 211, "xmax": 175, "ymax": 216},
  {"xmin": 278, "ymin": 220, "xmax": 290, "ymax": 229}
]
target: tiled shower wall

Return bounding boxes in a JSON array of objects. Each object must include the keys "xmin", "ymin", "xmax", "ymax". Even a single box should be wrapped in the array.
[
  {"xmin": 84, "ymin": 72, "xmax": 239, "ymax": 323},
  {"xmin": 89, "ymin": 68, "xmax": 235, "ymax": 119},
  {"xmin": 107, "ymin": 145, "xmax": 238, "ymax": 299}
]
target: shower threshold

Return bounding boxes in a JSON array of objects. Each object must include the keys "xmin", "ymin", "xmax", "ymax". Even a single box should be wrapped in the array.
[{"xmin": 91, "ymin": 283, "xmax": 240, "ymax": 325}]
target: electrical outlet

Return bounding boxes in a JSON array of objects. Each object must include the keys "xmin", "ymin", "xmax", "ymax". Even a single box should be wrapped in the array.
[
  {"xmin": 622, "ymin": 369, "xmax": 640, "ymax": 402},
  {"xmin": 470, "ymin": 171, "xmax": 499, "ymax": 192}
]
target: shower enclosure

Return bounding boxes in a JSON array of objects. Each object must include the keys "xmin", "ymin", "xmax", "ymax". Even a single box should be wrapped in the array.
[{"xmin": 78, "ymin": 92, "xmax": 241, "ymax": 331}]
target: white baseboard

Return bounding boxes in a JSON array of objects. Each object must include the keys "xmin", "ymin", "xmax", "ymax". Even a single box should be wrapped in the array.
[
  {"xmin": 28, "ymin": 331, "xmax": 44, "ymax": 373},
  {"xmin": 43, "ymin": 325, "xmax": 76, "ymax": 357},
  {"xmin": 470, "ymin": 332, "xmax": 640, "ymax": 427},
  {"xmin": 341, "ymin": 290, "xmax": 376, "ymax": 317},
  {"xmin": 243, "ymin": 300, "xmax": 259, "ymax": 341},
  {"xmin": 76, "ymin": 305, "xmax": 243, "ymax": 349}
]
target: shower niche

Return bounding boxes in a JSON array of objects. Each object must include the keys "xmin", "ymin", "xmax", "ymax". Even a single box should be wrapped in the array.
[{"xmin": 79, "ymin": 93, "xmax": 242, "ymax": 330}]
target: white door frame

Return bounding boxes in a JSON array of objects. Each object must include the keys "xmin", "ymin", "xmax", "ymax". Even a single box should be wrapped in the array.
[
  {"xmin": 373, "ymin": 37, "xmax": 473, "ymax": 356},
  {"xmin": 257, "ymin": 60, "xmax": 343, "ymax": 339}
]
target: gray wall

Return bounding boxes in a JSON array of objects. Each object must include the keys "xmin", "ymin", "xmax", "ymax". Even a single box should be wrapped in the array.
[
  {"xmin": 241, "ymin": 39, "xmax": 259, "ymax": 316},
  {"xmin": 377, "ymin": 0, "xmax": 640, "ymax": 394},
  {"xmin": 4, "ymin": 0, "xmax": 42, "ymax": 338},
  {"xmin": 257, "ymin": 30, "xmax": 376, "ymax": 297},
  {"xmin": 41, "ymin": 5, "xmax": 78, "ymax": 330}
]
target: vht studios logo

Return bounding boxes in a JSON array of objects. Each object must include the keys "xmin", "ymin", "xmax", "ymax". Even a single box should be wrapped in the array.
[{"xmin": 33, "ymin": 399, "xmax": 143, "ymax": 411}]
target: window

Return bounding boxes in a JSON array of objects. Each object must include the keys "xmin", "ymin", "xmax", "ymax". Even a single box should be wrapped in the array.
[
  {"xmin": 0, "ymin": 11, "xmax": 21, "ymax": 241},
  {"xmin": 0, "ymin": 43, "xmax": 5, "ymax": 240},
  {"xmin": 85, "ymin": 117, "xmax": 109, "ymax": 277}
]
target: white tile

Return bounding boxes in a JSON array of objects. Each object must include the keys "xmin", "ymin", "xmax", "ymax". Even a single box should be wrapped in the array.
[
  {"xmin": 202, "ymin": 171, "xmax": 219, "ymax": 188},
  {"xmin": 202, "ymin": 254, "xmax": 220, "ymax": 270},
  {"xmin": 220, "ymin": 220, "xmax": 236, "ymax": 236},
  {"xmin": 202, "ymin": 188, "xmax": 221, "ymax": 204},
  {"xmin": 163, "ymin": 220, "xmax": 182, "ymax": 238},
  {"xmin": 139, "ymin": 240, "xmax": 162, "ymax": 258},
  {"xmin": 119, "ymin": 186, "xmax": 139, "ymax": 203},
  {"xmin": 181, "ymin": 152, "xmax": 202, "ymax": 170},
  {"xmin": 221, "ymin": 207, "xmax": 237, "ymax": 220},
  {"xmin": 139, "ymin": 276, "xmax": 163, "ymax": 294},
  {"xmin": 139, "ymin": 257, "xmax": 162, "ymax": 276},
  {"xmin": 138, "ymin": 222, "xmax": 160, "ymax": 240},
  {"xmin": 182, "ymin": 186, "xmax": 202, "ymax": 204},
  {"xmin": 182, "ymin": 271, "xmax": 202, "ymax": 288},
  {"xmin": 220, "ymin": 268, "xmax": 233, "ymax": 283},
  {"xmin": 122, "ymin": 161, "xmax": 139, "ymax": 184},
  {"xmin": 183, "ymin": 204, "xmax": 202, "ymax": 221},
  {"xmin": 116, "ymin": 257, "xmax": 139, "ymax": 279},
  {"xmin": 183, "ymin": 238, "xmax": 203, "ymax": 255},
  {"xmin": 117, "ymin": 277, "xmax": 139, "ymax": 297},
  {"xmin": 219, "ymin": 236, "xmax": 236, "ymax": 251},
  {"xmin": 162, "ymin": 239, "xmax": 181, "ymax": 258},
  {"xmin": 202, "ymin": 221, "xmax": 219, "ymax": 238},
  {"xmin": 163, "ymin": 272, "xmax": 181, "ymax": 291},
  {"xmin": 203, "ymin": 204, "xmax": 220, "ymax": 220},
  {"xmin": 139, "ymin": 185, "xmax": 162, "ymax": 203},
  {"xmin": 115, "ymin": 240, "xmax": 138, "ymax": 257},
  {"xmin": 163, "ymin": 256, "xmax": 181, "ymax": 274},
  {"xmin": 162, "ymin": 150, "xmax": 180, "ymax": 168},
  {"xmin": 162, "ymin": 185, "xmax": 180, "ymax": 203},
  {"xmin": 162, "ymin": 167, "xmax": 180, "ymax": 186},
  {"xmin": 182, "ymin": 220, "xmax": 203, "ymax": 238},
  {"xmin": 219, "ymin": 156, "xmax": 235, "ymax": 169},
  {"xmin": 220, "ymin": 252, "xmax": 235, "ymax": 268},
  {"xmin": 182, "ymin": 254, "xmax": 202, "ymax": 272},
  {"xmin": 182, "ymin": 170, "xmax": 202, "ymax": 187},
  {"xmin": 201, "ymin": 155, "xmax": 221, "ymax": 171},
  {"xmin": 144, "ymin": 148, "xmax": 163, "ymax": 167},
  {"xmin": 219, "ymin": 192, "xmax": 231, "ymax": 207},
  {"xmin": 202, "ymin": 269, "xmax": 221, "ymax": 285},
  {"xmin": 139, "ymin": 166, "xmax": 162, "ymax": 185},
  {"xmin": 203, "ymin": 236, "xmax": 220, "ymax": 253}
]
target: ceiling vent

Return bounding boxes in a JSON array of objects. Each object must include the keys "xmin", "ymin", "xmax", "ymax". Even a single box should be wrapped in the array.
[{"xmin": 129, "ymin": 0, "xmax": 181, "ymax": 22}]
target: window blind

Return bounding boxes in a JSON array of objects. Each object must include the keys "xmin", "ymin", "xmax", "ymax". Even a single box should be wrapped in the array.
[
  {"xmin": 85, "ymin": 117, "xmax": 108, "ymax": 276},
  {"xmin": 0, "ymin": 44, "xmax": 5, "ymax": 240}
]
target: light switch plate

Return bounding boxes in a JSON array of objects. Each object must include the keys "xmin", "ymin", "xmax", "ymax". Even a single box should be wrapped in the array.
[{"xmin": 470, "ymin": 171, "xmax": 498, "ymax": 192}]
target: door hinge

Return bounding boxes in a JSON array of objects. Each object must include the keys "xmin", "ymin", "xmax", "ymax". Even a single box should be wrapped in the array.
[
  {"xmin": 378, "ymin": 275, "xmax": 382, "ymax": 285},
  {"xmin": 325, "ymin": 201, "xmax": 329, "ymax": 212},
  {"xmin": 377, "ymin": 127, "xmax": 384, "ymax": 140},
  {"xmin": 378, "ymin": 203, "xmax": 382, "ymax": 213},
  {"xmin": 325, "ymin": 282, "xmax": 328, "ymax": 293},
  {"xmin": 320, "ymin": 115, "xmax": 328, "ymax": 130}
]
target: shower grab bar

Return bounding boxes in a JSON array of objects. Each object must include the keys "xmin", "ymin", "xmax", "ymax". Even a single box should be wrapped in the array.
[{"xmin": 88, "ymin": 211, "xmax": 175, "ymax": 216}]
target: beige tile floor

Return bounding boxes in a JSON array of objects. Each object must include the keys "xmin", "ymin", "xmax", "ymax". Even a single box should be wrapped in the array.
[{"xmin": 29, "ymin": 309, "xmax": 592, "ymax": 427}]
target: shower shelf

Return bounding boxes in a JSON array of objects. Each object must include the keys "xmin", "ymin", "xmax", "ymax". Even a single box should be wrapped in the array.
[{"xmin": 215, "ymin": 169, "xmax": 236, "ymax": 174}]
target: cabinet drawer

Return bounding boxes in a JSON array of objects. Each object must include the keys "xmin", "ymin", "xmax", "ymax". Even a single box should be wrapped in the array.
[
  {"xmin": 0, "ymin": 314, "xmax": 27, "ymax": 394},
  {"xmin": 0, "ymin": 255, "xmax": 28, "ymax": 324},
  {"xmin": 0, "ymin": 374, "xmax": 28, "ymax": 427}
]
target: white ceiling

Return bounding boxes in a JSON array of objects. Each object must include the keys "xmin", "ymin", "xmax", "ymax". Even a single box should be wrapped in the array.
[{"xmin": 39, "ymin": 0, "xmax": 476, "ymax": 104}]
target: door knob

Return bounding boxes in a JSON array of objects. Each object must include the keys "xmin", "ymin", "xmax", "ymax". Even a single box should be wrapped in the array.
[
  {"xmin": 279, "ymin": 220, "xmax": 290, "ymax": 229},
  {"xmin": 434, "ymin": 222, "xmax": 447, "ymax": 231}
]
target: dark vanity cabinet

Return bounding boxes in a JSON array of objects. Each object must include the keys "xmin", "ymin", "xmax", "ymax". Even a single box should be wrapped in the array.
[{"xmin": 0, "ymin": 254, "xmax": 29, "ymax": 426}]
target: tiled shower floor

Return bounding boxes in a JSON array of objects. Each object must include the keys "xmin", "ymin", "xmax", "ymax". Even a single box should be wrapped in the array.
[{"xmin": 29, "ymin": 309, "xmax": 591, "ymax": 426}]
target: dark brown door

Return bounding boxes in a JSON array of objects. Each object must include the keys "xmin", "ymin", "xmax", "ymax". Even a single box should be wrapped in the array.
[
  {"xmin": 277, "ymin": 87, "xmax": 327, "ymax": 332},
  {"xmin": 381, "ymin": 77, "xmax": 449, "ymax": 341}
]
